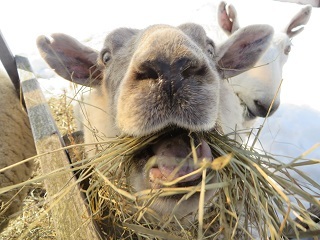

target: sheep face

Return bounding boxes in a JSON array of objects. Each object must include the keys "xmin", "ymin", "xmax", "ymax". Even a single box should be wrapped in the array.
[
  {"xmin": 105, "ymin": 25, "xmax": 221, "ymax": 136},
  {"xmin": 218, "ymin": 2, "xmax": 312, "ymax": 121},
  {"xmin": 37, "ymin": 23, "xmax": 273, "ymax": 218},
  {"xmin": 231, "ymin": 32, "xmax": 290, "ymax": 120}
]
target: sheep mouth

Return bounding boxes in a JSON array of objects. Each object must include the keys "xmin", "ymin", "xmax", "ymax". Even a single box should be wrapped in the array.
[{"xmin": 131, "ymin": 128, "xmax": 214, "ymax": 192}]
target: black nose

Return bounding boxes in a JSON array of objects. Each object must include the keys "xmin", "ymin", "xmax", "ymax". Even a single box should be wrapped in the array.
[
  {"xmin": 135, "ymin": 57, "xmax": 207, "ymax": 93},
  {"xmin": 254, "ymin": 99, "xmax": 280, "ymax": 117}
]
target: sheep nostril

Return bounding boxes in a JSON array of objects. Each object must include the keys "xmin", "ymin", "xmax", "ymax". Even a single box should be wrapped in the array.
[
  {"xmin": 254, "ymin": 100, "xmax": 268, "ymax": 116},
  {"xmin": 254, "ymin": 100, "xmax": 280, "ymax": 117},
  {"xmin": 254, "ymin": 100, "xmax": 263, "ymax": 107},
  {"xmin": 182, "ymin": 65, "xmax": 207, "ymax": 79},
  {"xmin": 136, "ymin": 65, "xmax": 159, "ymax": 81}
]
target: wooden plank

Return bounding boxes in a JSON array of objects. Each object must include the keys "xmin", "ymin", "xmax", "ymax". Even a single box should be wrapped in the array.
[
  {"xmin": 15, "ymin": 55, "xmax": 102, "ymax": 240},
  {"xmin": 0, "ymin": 30, "xmax": 20, "ymax": 92}
]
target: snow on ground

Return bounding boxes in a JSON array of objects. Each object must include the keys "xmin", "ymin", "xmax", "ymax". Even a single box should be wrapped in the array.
[{"xmin": 1, "ymin": 0, "xmax": 319, "ymax": 192}]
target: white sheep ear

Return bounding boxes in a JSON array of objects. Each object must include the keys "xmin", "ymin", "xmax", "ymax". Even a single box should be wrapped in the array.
[
  {"xmin": 216, "ymin": 24, "xmax": 274, "ymax": 79},
  {"xmin": 217, "ymin": 1, "xmax": 240, "ymax": 35},
  {"xmin": 285, "ymin": 5, "xmax": 312, "ymax": 38}
]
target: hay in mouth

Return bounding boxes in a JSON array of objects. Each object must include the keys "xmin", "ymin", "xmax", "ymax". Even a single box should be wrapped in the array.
[
  {"xmin": 130, "ymin": 128, "xmax": 214, "ymax": 190},
  {"xmin": 79, "ymin": 127, "xmax": 320, "ymax": 239}
]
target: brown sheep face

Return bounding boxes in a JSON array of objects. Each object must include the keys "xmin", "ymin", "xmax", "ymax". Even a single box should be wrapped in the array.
[
  {"xmin": 101, "ymin": 25, "xmax": 222, "ymax": 217},
  {"xmin": 106, "ymin": 24, "xmax": 220, "ymax": 136},
  {"xmin": 37, "ymin": 22, "xmax": 273, "ymax": 218}
]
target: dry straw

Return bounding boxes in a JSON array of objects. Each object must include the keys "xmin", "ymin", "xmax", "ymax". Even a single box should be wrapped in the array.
[
  {"xmin": 1, "ymin": 94, "xmax": 319, "ymax": 239},
  {"xmin": 75, "ymin": 127, "xmax": 320, "ymax": 239}
]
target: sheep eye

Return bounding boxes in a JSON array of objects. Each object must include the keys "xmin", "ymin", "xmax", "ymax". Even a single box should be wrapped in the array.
[
  {"xmin": 208, "ymin": 47, "xmax": 214, "ymax": 56},
  {"xmin": 102, "ymin": 51, "xmax": 111, "ymax": 64},
  {"xmin": 284, "ymin": 45, "xmax": 291, "ymax": 55},
  {"xmin": 207, "ymin": 41, "xmax": 215, "ymax": 57}
]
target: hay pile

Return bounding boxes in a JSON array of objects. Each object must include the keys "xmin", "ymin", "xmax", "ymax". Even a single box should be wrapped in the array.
[{"xmin": 0, "ymin": 186, "xmax": 55, "ymax": 240}]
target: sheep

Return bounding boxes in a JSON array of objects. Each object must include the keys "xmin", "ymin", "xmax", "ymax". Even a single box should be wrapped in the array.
[
  {"xmin": 217, "ymin": 1, "xmax": 312, "ymax": 126},
  {"xmin": 0, "ymin": 68, "xmax": 37, "ymax": 230},
  {"xmin": 36, "ymin": 22, "xmax": 273, "ymax": 225}
]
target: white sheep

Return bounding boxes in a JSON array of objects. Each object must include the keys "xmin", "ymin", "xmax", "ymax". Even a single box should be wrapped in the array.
[
  {"xmin": 0, "ymin": 68, "xmax": 37, "ymax": 230},
  {"xmin": 36, "ymin": 22, "xmax": 273, "ymax": 223},
  {"xmin": 217, "ymin": 1, "xmax": 312, "ymax": 127}
]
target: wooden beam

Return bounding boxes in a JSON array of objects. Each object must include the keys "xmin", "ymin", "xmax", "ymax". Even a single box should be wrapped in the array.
[
  {"xmin": 16, "ymin": 55, "xmax": 102, "ymax": 240},
  {"xmin": 0, "ymin": 31, "xmax": 20, "ymax": 93}
]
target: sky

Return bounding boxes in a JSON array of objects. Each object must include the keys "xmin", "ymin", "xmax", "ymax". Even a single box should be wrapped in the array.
[
  {"xmin": 0, "ymin": 0, "xmax": 211, "ymax": 54},
  {"xmin": 1, "ymin": 0, "xmax": 319, "ymax": 201}
]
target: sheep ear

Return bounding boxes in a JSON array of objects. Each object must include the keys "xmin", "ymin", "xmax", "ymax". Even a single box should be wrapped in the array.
[
  {"xmin": 284, "ymin": 5, "xmax": 312, "ymax": 38},
  {"xmin": 36, "ymin": 33, "xmax": 102, "ymax": 87},
  {"xmin": 217, "ymin": 1, "xmax": 240, "ymax": 35},
  {"xmin": 216, "ymin": 24, "xmax": 274, "ymax": 79}
]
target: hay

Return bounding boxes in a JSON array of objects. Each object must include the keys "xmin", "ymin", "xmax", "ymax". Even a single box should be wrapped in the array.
[
  {"xmin": 48, "ymin": 94, "xmax": 77, "ymax": 136},
  {"xmin": 0, "ymin": 184, "xmax": 56, "ymax": 240},
  {"xmin": 76, "ymin": 128, "xmax": 320, "ymax": 239},
  {"xmin": 1, "ymin": 93, "xmax": 319, "ymax": 239}
]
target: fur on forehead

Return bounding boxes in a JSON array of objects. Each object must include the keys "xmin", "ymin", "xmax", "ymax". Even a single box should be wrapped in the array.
[
  {"xmin": 102, "ymin": 28, "xmax": 139, "ymax": 55},
  {"xmin": 178, "ymin": 23, "xmax": 210, "ymax": 45},
  {"xmin": 100, "ymin": 23, "xmax": 211, "ymax": 57}
]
